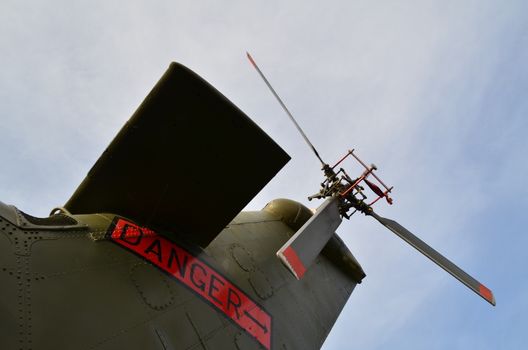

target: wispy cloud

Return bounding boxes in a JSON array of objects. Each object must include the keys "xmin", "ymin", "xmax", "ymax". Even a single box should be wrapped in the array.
[{"xmin": 0, "ymin": 1, "xmax": 526, "ymax": 348}]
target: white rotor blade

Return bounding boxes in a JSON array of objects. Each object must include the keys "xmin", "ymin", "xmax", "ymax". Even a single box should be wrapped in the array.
[{"xmin": 369, "ymin": 211, "xmax": 495, "ymax": 306}]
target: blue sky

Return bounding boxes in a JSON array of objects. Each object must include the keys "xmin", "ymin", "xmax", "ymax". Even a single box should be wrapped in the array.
[{"xmin": 1, "ymin": 1, "xmax": 527, "ymax": 349}]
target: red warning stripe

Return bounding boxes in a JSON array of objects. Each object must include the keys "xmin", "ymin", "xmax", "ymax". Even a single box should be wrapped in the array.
[
  {"xmin": 108, "ymin": 218, "xmax": 272, "ymax": 349},
  {"xmin": 479, "ymin": 284, "xmax": 496, "ymax": 305},
  {"xmin": 282, "ymin": 246, "xmax": 307, "ymax": 279}
]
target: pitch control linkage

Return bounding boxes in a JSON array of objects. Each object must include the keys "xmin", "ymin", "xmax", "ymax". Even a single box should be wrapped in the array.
[
  {"xmin": 247, "ymin": 51, "xmax": 496, "ymax": 306},
  {"xmin": 308, "ymin": 149, "xmax": 393, "ymax": 219}
]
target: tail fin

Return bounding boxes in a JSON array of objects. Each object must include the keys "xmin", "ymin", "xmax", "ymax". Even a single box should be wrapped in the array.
[{"xmin": 65, "ymin": 63, "xmax": 290, "ymax": 247}]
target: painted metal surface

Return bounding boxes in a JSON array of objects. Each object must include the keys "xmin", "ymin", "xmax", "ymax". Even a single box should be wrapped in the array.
[
  {"xmin": 0, "ymin": 206, "xmax": 362, "ymax": 350},
  {"xmin": 277, "ymin": 197, "xmax": 342, "ymax": 279},
  {"xmin": 108, "ymin": 217, "xmax": 272, "ymax": 349}
]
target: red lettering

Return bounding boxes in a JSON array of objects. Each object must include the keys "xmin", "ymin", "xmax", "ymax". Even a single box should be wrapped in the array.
[
  {"xmin": 227, "ymin": 288, "xmax": 242, "ymax": 320},
  {"xmin": 119, "ymin": 224, "xmax": 143, "ymax": 245},
  {"xmin": 108, "ymin": 218, "xmax": 272, "ymax": 350},
  {"xmin": 208, "ymin": 274, "xmax": 225, "ymax": 306},
  {"xmin": 167, "ymin": 247, "xmax": 189, "ymax": 278},
  {"xmin": 144, "ymin": 238, "xmax": 163, "ymax": 263},
  {"xmin": 190, "ymin": 263, "xmax": 207, "ymax": 291}
]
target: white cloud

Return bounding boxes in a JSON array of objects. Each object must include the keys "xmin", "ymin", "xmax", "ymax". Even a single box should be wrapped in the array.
[{"xmin": 0, "ymin": 1, "xmax": 526, "ymax": 348}]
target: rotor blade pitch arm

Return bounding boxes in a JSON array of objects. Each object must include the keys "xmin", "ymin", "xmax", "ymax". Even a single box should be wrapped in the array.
[{"xmin": 368, "ymin": 211, "xmax": 495, "ymax": 306}]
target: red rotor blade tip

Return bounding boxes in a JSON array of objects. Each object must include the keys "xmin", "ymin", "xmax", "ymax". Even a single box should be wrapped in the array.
[
  {"xmin": 246, "ymin": 52, "xmax": 257, "ymax": 68},
  {"xmin": 479, "ymin": 284, "xmax": 496, "ymax": 306}
]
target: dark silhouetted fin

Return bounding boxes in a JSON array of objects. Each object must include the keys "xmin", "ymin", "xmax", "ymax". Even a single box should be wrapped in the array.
[{"xmin": 65, "ymin": 63, "xmax": 290, "ymax": 247}]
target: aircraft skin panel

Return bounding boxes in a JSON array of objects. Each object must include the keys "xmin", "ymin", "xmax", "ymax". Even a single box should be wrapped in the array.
[
  {"xmin": 208, "ymin": 214, "xmax": 360, "ymax": 349},
  {"xmin": 0, "ymin": 217, "xmax": 18, "ymax": 350},
  {"xmin": 0, "ymin": 205, "xmax": 361, "ymax": 350}
]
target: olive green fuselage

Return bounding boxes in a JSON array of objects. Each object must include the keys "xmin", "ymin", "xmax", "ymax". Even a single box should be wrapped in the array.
[{"xmin": 0, "ymin": 199, "xmax": 363, "ymax": 350}]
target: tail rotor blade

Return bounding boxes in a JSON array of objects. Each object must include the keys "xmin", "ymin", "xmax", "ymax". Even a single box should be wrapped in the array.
[
  {"xmin": 277, "ymin": 197, "xmax": 342, "ymax": 279},
  {"xmin": 368, "ymin": 210, "xmax": 496, "ymax": 306},
  {"xmin": 246, "ymin": 52, "xmax": 326, "ymax": 166}
]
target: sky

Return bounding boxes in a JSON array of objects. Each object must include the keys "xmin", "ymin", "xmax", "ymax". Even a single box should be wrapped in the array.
[{"xmin": 1, "ymin": 1, "xmax": 527, "ymax": 349}]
